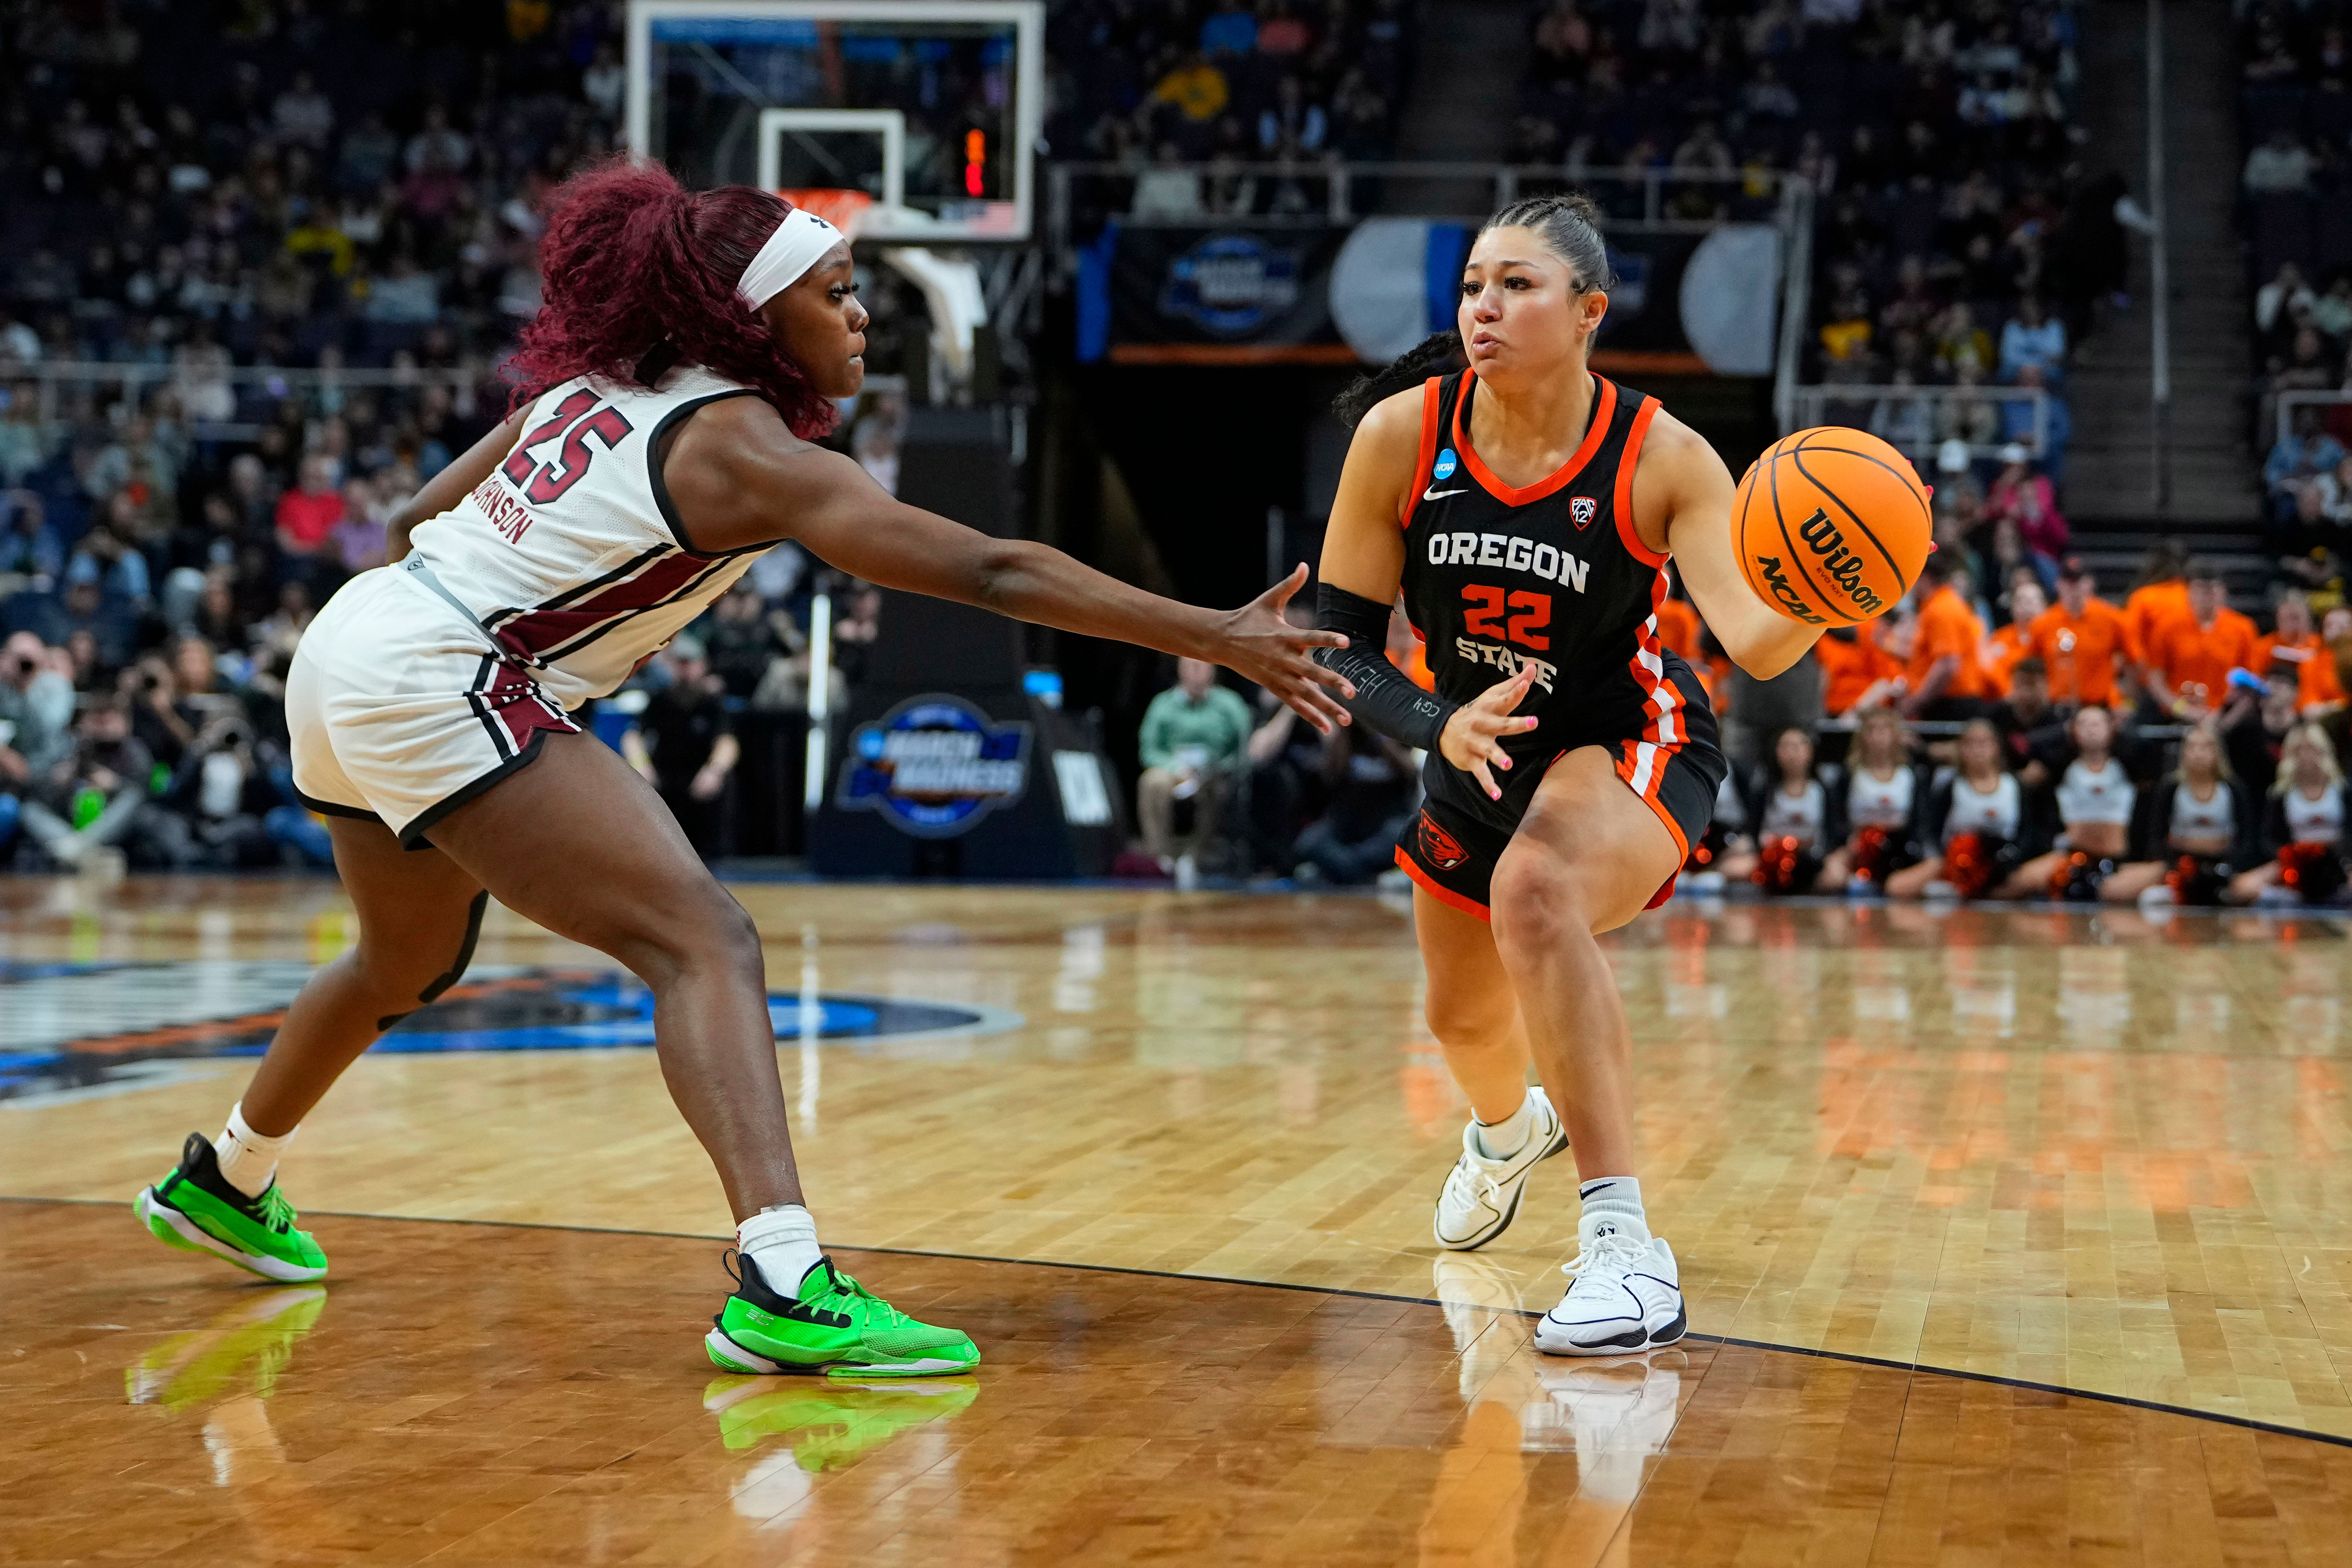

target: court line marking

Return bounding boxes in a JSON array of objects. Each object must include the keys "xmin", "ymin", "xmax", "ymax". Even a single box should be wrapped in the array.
[{"xmin": 9, "ymin": 1193, "xmax": 2349, "ymax": 1452}]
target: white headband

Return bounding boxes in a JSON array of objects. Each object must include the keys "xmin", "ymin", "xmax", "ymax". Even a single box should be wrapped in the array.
[{"xmin": 736, "ymin": 208, "xmax": 845, "ymax": 311}]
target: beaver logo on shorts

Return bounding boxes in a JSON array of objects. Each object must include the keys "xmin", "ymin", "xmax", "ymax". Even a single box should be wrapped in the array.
[
  {"xmin": 1569, "ymin": 496, "xmax": 1598, "ymax": 530},
  {"xmin": 1417, "ymin": 813, "xmax": 1468, "ymax": 871}
]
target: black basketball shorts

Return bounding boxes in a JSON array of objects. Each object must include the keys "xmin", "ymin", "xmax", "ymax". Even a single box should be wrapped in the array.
[{"xmin": 1393, "ymin": 715, "xmax": 1726, "ymax": 921}]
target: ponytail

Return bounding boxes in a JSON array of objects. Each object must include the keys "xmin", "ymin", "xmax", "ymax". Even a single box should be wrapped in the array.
[
  {"xmin": 504, "ymin": 155, "xmax": 839, "ymax": 440},
  {"xmin": 1333, "ymin": 329, "xmax": 1464, "ymax": 427}
]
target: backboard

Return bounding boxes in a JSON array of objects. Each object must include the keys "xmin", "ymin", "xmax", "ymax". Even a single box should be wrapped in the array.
[{"xmin": 625, "ymin": 0, "xmax": 1045, "ymax": 242}]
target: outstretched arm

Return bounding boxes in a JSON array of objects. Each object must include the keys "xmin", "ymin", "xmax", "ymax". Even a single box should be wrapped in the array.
[
  {"xmin": 667, "ymin": 398, "xmax": 1354, "ymax": 731},
  {"xmin": 1637, "ymin": 415, "xmax": 1824, "ymax": 680}
]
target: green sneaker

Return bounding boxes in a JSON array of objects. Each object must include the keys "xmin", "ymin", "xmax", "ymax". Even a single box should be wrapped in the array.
[
  {"xmin": 125, "ymin": 1285, "xmax": 328, "ymax": 1412},
  {"xmin": 134, "ymin": 1132, "xmax": 329, "ymax": 1283},
  {"xmin": 702, "ymin": 1374, "xmax": 978, "ymax": 1469},
  {"xmin": 704, "ymin": 1252, "xmax": 979, "ymax": 1379}
]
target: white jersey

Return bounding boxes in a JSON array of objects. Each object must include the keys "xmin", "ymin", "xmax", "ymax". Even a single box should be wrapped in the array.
[
  {"xmin": 2169, "ymin": 781, "xmax": 2234, "ymax": 843},
  {"xmin": 1757, "ymin": 779, "xmax": 1826, "ymax": 846},
  {"xmin": 1943, "ymin": 773, "xmax": 2020, "ymax": 844},
  {"xmin": 405, "ymin": 366, "xmax": 765, "ymax": 708},
  {"xmin": 1845, "ymin": 764, "xmax": 1914, "ymax": 829},
  {"xmin": 2055, "ymin": 758, "xmax": 2133, "ymax": 827},
  {"xmin": 2286, "ymin": 782, "xmax": 2346, "ymax": 844}
]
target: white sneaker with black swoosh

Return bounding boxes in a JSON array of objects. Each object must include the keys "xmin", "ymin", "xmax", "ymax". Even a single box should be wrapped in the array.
[
  {"xmin": 1431, "ymin": 1086, "xmax": 1570, "ymax": 1250},
  {"xmin": 1533, "ymin": 1220, "xmax": 1686, "ymax": 1356}
]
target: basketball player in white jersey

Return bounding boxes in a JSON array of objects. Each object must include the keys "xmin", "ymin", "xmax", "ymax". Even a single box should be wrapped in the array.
[{"xmin": 132, "ymin": 160, "xmax": 1355, "ymax": 1379}]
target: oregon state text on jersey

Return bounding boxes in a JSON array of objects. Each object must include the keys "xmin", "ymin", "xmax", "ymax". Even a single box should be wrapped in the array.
[{"xmin": 1399, "ymin": 369, "xmax": 1718, "ymax": 838}]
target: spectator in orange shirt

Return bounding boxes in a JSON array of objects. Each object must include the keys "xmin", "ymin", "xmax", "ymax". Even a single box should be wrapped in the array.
[
  {"xmin": 1902, "ymin": 554, "xmax": 1995, "ymax": 719},
  {"xmin": 2119, "ymin": 539, "xmax": 2192, "ymax": 673},
  {"xmin": 1981, "ymin": 578, "xmax": 2044, "ymax": 693},
  {"xmin": 2028, "ymin": 557, "xmax": 2129, "ymax": 709},
  {"xmin": 1815, "ymin": 622, "xmax": 1905, "ymax": 716},
  {"xmin": 2255, "ymin": 589, "xmax": 2320, "ymax": 679},
  {"xmin": 2300, "ymin": 605, "xmax": 2352, "ymax": 717},
  {"xmin": 2146, "ymin": 563, "xmax": 2259, "ymax": 720}
]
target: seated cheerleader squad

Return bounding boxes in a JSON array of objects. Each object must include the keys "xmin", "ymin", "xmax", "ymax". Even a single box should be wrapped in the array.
[{"xmin": 1667, "ymin": 543, "xmax": 2352, "ymax": 909}]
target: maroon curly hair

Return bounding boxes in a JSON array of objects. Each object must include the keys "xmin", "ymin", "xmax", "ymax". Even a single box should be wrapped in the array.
[{"xmin": 503, "ymin": 156, "xmax": 840, "ymax": 439}]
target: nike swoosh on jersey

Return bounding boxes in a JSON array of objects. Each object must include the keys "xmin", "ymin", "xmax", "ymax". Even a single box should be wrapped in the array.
[{"xmin": 1422, "ymin": 486, "xmax": 1465, "ymax": 501}]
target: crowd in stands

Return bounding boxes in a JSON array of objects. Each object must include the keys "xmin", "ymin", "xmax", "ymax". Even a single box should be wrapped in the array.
[
  {"xmin": 1663, "ymin": 536, "xmax": 2352, "ymax": 907},
  {"xmin": 1047, "ymin": 0, "xmax": 1415, "ymax": 219},
  {"xmin": 0, "ymin": 1, "xmax": 879, "ymax": 870},
  {"xmin": 2238, "ymin": 1, "xmax": 2352, "ymax": 539}
]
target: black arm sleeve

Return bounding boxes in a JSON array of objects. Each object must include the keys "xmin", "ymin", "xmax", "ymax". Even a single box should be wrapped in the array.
[{"xmin": 1314, "ymin": 583, "xmax": 1457, "ymax": 752}]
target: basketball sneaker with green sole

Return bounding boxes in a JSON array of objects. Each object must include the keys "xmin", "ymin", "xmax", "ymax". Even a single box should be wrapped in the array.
[
  {"xmin": 703, "ymin": 1374, "xmax": 978, "ymax": 1469},
  {"xmin": 134, "ymin": 1132, "xmax": 329, "ymax": 1283},
  {"xmin": 705, "ymin": 1252, "xmax": 979, "ymax": 1379}
]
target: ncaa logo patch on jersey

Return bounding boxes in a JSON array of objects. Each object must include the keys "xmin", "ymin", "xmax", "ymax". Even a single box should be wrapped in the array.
[
  {"xmin": 1570, "ymin": 496, "xmax": 1598, "ymax": 530},
  {"xmin": 1417, "ymin": 812, "xmax": 1469, "ymax": 871},
  {"xmin": 1432, "ymin": 448, "xmax": 1458, "ymax": 481}
]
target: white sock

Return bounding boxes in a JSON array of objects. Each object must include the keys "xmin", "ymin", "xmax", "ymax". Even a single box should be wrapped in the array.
[
  {"xmin": 1472, "ymin": 1093, "xmax": 1536, "ymax": 1159},
  {"xmin": 214, "ymin": 1103, "xmax": 295, "ymax": 1200},
  {"xmin": 1577, "ymin": 1175, "xmax": 1649, "ymax": 1244},
  {"xmin": 737, "ymin": 1204, "xmax": 823, "ymax": 1293}
]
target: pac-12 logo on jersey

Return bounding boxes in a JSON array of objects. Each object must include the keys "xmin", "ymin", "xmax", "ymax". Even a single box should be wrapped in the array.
[
  {"xmin": 1570, "ymin": 496, "xmax": 1598, "ymax": 530},
  {"xmin": 1416, "ymin": 812, "xmax": 1469, "ymax": 871}
]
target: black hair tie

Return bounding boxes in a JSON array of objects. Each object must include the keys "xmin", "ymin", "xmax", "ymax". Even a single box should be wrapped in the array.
[{"xmin": 634, "ymin": 338, "xmax": 683, "ymax": 384}]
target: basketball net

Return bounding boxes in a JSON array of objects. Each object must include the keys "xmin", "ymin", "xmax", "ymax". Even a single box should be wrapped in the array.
[{"xmin": 777, "ymin": 188, "xmax": 874, "ymax": 240}]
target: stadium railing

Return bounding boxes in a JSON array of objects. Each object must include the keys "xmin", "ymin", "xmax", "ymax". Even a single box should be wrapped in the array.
[
  {"xmin": 2272, "ymin": 389, "xmax": 2352, "ymax": 455},
  {"xmin": 1786, "ymin": 383, "xmax": 2054, "ymax": 466},
  {"xmin": 8, "ymin": 361, "xmax": 488, "ymax": 444}
]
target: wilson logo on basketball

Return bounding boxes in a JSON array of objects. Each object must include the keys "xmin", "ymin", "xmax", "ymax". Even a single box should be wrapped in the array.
[
  {"xmin": 1749, "ymin": 554, "xmax": 1828, "ymax": 625},
  {"xmin": 1794, "ymin": 509, "xmax": 1889, "ymax": 618},
  {"xmin": 1418, "ymin": 815, "xmax": 1469, "ymax": 871},
  {"xmin": 1569, "ymin": 496, "xmax": 1598, "ymax": 530}
]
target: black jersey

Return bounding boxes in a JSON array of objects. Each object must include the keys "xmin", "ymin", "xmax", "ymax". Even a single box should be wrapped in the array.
[{"xmin": 1400, "ymin": 369, "xmax": 1715, "ymax": 837}]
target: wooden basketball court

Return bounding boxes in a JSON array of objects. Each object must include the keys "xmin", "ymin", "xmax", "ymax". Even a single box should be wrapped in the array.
[{"xmin": 6, "ymin": 877, "xmax": 2351, "ymax": 1563}]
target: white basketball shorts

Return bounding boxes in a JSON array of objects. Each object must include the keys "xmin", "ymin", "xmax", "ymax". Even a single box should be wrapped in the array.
[{"xmin": 288, "ymin": 567, "xmax": 580, "ymax": 848}]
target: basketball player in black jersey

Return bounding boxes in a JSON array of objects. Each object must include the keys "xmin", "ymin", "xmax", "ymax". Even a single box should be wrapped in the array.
[{"xmin": 1317, "ymin": 195, "xmax": 1824, "ymax": 1353}]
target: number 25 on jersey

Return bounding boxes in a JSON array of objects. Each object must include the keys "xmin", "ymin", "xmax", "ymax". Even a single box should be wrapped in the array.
[{"xmin": 500, "ymin": 390, "xmax": 637, "ymax": 507}]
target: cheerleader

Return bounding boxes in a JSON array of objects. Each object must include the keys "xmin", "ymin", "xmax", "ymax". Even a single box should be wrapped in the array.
[
  {"xmin": 2226, "ymin": 723, "xmax": 2348, "ymax": 905},
  {"xmin": 1819, "ymin": 706, "xmax": 1931, "ymax": 892},
  {"xmin": 1886, "ymin": 719, "xmax": 2028, "ymax": 899},
  {"xmin": 2102, "ymin": 726, "xmax": 2258, "ymax": 906},
  {"xmin": 1717, "ymin": 727, "xmax": 1829, "ymax": 893},
  {"xmin": 1998, "ymin": 704, "xmax": 2135, "ymax": 900}
]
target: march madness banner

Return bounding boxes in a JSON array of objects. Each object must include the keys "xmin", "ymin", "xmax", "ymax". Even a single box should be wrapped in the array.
[{"xmin": 1077, "ymin": 223, "xmax": 1358, "ymax": 365}]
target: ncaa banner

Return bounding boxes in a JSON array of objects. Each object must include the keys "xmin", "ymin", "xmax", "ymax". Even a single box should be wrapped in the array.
[{"xmin": 1078, "ymin": 223, "xmax": 1357, "ymax": 364}]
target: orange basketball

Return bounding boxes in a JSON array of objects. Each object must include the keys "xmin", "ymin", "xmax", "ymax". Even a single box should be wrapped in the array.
[{"xmin": 1732, "ymin": 427, "xmax": 1931, "ymax": 626}]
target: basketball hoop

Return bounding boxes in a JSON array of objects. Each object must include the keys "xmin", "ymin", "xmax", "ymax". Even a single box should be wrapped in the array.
[{"xmin": 778, "ymin": 188, "xmax": 874, "ymax": 239}]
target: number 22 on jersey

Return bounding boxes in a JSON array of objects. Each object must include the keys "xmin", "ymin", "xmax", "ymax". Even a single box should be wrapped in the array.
[{"xmin": 1460, "ymin": 585, "xmax": 1552, "ymax": 650}]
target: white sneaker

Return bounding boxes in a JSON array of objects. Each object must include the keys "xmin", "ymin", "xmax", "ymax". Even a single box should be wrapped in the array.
[
  {"xmin": 1528, "ymin": 1353, "xmax": 1687, "ymax": 1496},
  {"xmin": 1432, "ymin": 1086, "xmax": 1570, "ymax": 1251},
  {"xmin": 1533, "ymin": 1223, "xmax": 1686, "ymax": 1355}
]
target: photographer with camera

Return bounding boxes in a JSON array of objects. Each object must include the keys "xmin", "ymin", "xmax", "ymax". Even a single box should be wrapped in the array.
[
  {"xmin": 19, "ymin": 692, "xmax": 184, "ymax": 871},
  {"xmin": 0, "ymin": 630, "xmax": 73, "ymax": 793},
  {"xmin": 155, "ymin": 705, "xmax": 333, "ymax": 870}
]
